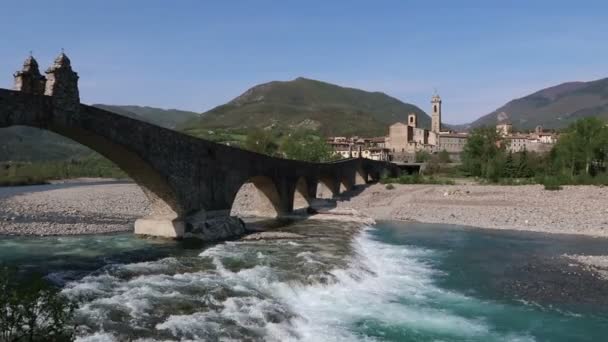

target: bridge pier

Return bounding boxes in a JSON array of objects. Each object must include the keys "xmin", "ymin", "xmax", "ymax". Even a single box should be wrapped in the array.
[
  {"xmin": 135, "ymin": 210, "xmax": 247, "ymax": 241},
  {"xmin": 134, "ymin": 217, "xmax": 185, "ymax": 238}
]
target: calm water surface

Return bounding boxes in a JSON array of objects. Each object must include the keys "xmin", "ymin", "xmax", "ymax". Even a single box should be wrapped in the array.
[{"xmin": 1, "ymin": 220, "xmax": 607, "ymax": 341}]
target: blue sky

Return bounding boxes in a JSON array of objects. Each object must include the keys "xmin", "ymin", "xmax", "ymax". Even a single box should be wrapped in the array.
[{"xmin": 1, "ymin": 0, "xmax": 606, "ymax": 124}]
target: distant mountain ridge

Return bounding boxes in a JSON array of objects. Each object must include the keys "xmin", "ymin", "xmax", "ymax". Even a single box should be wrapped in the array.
[
  {"xmin": 92, "ymin": 105, "xmax": 199, "ymax": 129},
  {"xmin": 0, "ymin": 105, "xmax": 199, "ymax": 161},
  {"xmin": 469, "ymin": 77, "xmax": 608, "ymax": 130},
  {"xmin": 180, "ymin": 77, "xmax": 430, "ymax": 137}
]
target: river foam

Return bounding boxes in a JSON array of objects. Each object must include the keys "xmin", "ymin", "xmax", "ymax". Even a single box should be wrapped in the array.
[{"xmin": 66, "ymin": 223, "xmax": 535, "ymax": 341}]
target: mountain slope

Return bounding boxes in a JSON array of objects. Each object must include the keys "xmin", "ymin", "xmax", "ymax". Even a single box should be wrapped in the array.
[
  {"xmin": 0, "ymin": 106, "xmax": 199, "ymax": 162},
  {"xmin": 180, "ymin": 77, "xmax": 429, "ymax": 137},
  {"xmin": 470, "ymin": 78, "xmax": 608, "ymax": 130},
  {"xmin": 92, "ymin": 105, "xmax": 199, "ymax": 129}
]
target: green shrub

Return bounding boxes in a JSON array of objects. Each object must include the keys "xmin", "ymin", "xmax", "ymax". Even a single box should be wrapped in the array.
[{"xmin": 0, "ymin": 267, "xmax": 78, "ymax": 341}]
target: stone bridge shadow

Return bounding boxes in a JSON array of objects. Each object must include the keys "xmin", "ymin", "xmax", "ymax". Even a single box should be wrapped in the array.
[{"xmin": 0, "ymin": 54, "xmax": 400, "ymax": 241}]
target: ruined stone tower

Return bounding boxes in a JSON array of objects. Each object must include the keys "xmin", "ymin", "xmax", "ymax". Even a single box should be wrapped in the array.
[
  {"xmin": 45, "ymin": 52, "xmax": 80, "ymax": 111},
  {"xmin": 431, "ymin": 93, "xmax": 442, "ymax": 133},
  {"xmin": 13, "ymin": 55, "xmax": 46, "ymax": 95}
]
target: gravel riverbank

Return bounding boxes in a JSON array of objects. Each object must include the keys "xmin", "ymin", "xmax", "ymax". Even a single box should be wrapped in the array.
[
  {"xmin": 0, "ymin": 180, "xmax": 150, "ymax": 235},
  {"xmin": 2, "ymin": 181, "xmax": 607, "ymax": 237},
  {"xmin": 336, "ymin": 183, "xmax": 608, "ymax": 237}
]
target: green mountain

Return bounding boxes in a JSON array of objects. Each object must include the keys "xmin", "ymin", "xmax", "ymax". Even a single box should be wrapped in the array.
[
  {"xmin": 92, "ymin": 105, "xmax": 199, "ymax": 129},
  {"xmin": 469, "ymin": 77, "xmax": 608, "ymax": 130},
  {"xmin": 0, "ymin": 106, "xmax": 199, "ymax": 162},
  {"xmin": 180, "ymin": 77, "xmax": 429, "ymax": 137}
]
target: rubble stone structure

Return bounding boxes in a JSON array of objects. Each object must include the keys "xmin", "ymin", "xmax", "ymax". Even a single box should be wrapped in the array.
[
  {"xmin": 1, "ymin": 54, "xmax": 399, "ymax": 240},
  {"xmin": 44, "ymin": 53, "xmax": 80, "ymax": 112},
  {"xmin": 13, "ymin": 55, "xmax": 46, "ymax": 95}
]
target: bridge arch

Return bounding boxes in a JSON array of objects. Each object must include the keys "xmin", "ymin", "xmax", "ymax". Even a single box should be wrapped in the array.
[
  {"xmin": 230, "ymin": 176, "xmax": 282, "ymax": 218},
  {"xmin": 316, "ymin": 176, "xmax": 338, "ymax": 199},
  {"xmin": 293, "ymin": 176, "xmax": 311, "ymax": 211},
  {"xmin": 339, "ymin": 177, "xmax": 353, "ymax": 193},
  {"xmin": 355, "ymin": 167, "xmax": 368, "ymax": 185},
  {"xmin": 3, "ymin": 122, "xmax": 181, "ymax": 219}
]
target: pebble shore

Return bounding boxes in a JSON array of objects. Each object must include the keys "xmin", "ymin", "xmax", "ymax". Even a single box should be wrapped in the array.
[
  {"xmin": 0, "ymin": 181, "xmax": 149, "ymax": 235},
  {"xmin": 337, "ymin": 183, "xmax": 608, "ymax": 237}
]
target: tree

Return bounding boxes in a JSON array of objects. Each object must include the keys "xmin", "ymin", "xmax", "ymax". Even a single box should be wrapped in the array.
[
  {"xmin": 461, "ymin": 126, "xmax": 506, "ymax": 179},
  {"xmin": 244, "ymin": 129, "xmax": 279, "ymax": 156},
  {"xmin": 281, "ymin": 130, "xmax": 336, "ymax": 162},
  {"xmin": 552, "ymin": 117, "xmax": 608, "ymax": 176},
  {"xmin": 0, "ymin": 267, "xmax": 77, "ymax": 342}
]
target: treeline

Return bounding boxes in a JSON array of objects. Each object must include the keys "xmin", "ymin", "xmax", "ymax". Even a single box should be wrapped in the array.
[
  {"xmin": 0, "ymin": 154, "xmax": 126, "ymax": 186},
  {"xmin": 461, "ymin": 117, "xmax": 608, "ymax": 187},
  {"xmin": 241, "ymin": 128, "xmax": 340, "ymax": 162}
]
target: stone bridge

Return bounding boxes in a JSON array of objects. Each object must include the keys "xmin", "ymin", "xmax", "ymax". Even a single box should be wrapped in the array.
[{"xmin": 0, "ymin": 54, "xmax": 400, "ymax": 240}]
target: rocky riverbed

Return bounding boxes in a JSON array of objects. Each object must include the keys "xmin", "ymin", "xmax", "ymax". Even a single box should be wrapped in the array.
[
  {"xmin": 337, "ymin": 183, "xmax": 608, "ymax": 237},
  {"xmin": 0, "ymin": 180, "xmax": 150, "ymax": 235}
]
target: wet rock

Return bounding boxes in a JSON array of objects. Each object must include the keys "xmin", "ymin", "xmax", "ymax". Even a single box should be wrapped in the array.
[{"xmin": 242, "ymin": 232, "xmax": 306, "ymax": 241}]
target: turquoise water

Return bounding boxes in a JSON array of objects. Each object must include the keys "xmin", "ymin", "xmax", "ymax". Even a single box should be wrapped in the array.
[{"xmin": 1, "ymin": 220, "xmax": 607, "ymax": 341}]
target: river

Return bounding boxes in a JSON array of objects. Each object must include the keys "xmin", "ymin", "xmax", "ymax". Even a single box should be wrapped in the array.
[{"xmin": 1, "ymin": 220, "xmax": 607, "ymax": 341}]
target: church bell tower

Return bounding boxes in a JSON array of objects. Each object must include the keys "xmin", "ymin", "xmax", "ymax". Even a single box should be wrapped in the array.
[{"xmin": 431, "ymin": 92, "xmax": 442, "ymax": 133}]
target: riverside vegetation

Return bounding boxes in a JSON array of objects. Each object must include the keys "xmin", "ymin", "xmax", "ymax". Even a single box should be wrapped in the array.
[
  {"xmin": 460, "ymin": 117, "xmax": 608, "ymax": 189},
  {"xmin": 0, "ymin": 267, "xmax": 77, "ymax": 342}
]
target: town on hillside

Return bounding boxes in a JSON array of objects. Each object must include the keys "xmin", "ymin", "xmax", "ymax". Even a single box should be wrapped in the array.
[{"xmin": 327, "ymin": 93, "xmax": 559, "ymax": 162}]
